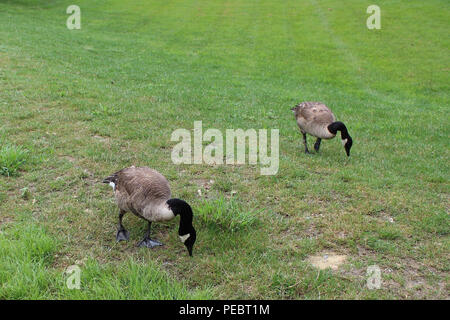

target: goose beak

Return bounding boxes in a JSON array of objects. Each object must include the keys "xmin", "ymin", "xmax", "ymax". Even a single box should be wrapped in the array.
[
  {"xmin": 186, "ymin": 243, "xmax": 193, "ymax": 257},
  {"xmin": 344, "ymin": 137, "xmax": 353, "ymax": 157}
]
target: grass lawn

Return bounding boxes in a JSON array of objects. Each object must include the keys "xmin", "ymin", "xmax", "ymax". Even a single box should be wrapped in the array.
[{"xmin": 0, "ymin": 0, "xmax": 448, "ymax": 299}]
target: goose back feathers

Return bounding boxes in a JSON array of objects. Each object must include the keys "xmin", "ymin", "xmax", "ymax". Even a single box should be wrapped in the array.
[
  {"xmin": 291, "ymin": 101, "xmax": 337, "ymax": 139},
  {"xmin": 103, "ymin": 166, "xmax": 174, "ymax": 222}
]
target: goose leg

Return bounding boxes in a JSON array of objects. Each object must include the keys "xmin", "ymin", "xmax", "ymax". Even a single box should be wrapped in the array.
[
  {"xmin": 314, "ymin": 138, "xmax": 322, "ymax": 152},
  {"xmin": 116, "ymin": 210, "xmax": 130, "ymax": 242},
  {"xmin": 137, "ymin": 221, "xmax": 163, "ymax": 248},
  {"xmin": 302, "ymin": 132, "xmax": 311, "ymax": 154}
]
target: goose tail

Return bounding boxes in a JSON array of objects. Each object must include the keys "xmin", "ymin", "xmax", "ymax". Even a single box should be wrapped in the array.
[
  {"xmin": 102, "ymin": 175, "xmax": 115, "ymax": 184},
  {"xmin": 102, "ymin": 173, "xmax": 119, "ymax": 190}
]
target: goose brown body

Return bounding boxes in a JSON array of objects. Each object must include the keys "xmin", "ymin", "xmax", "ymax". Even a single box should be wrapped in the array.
[
  {"xmin": 292, "ymin": 101, "xmax": 337, "ymax": 139},
  {"xmin": 105, "ymin": 166, "xmax": 175, "ymax": 222}
]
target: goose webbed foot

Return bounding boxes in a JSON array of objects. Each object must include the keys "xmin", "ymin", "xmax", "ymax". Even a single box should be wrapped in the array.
[
  {"xmin": 137, "ymin": 237, "xmax": 163, "ymax": 248},
  {"xmin": 116, "ymin": 228, "xmax": 130, "ymax": 242}
]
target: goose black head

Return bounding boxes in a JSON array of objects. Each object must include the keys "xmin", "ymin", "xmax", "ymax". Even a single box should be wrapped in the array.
[
  {"xmin": 167, "ymin": 198, "xmax": 197, "ymax": 257},
  {"xmin": 343, "ymin": 136, "xmax": 353, "ymax": 157}
]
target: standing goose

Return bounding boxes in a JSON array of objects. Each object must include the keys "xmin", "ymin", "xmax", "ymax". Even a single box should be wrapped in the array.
[
  {"xmin": 291, "ymin": 101, "xmax": 353, "ymax": 156},
  {"xmin": 103, "ymin": 166, "xmax": 196, "ymax": 256}
]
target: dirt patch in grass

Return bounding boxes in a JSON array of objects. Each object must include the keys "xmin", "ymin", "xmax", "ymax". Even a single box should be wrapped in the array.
[
  {"xmin": 341, "ymin": 245, "xmax": 449, "ymax": 299},
  {"xmin": 0, "ymin": 216, "xmax": 14, "ymax": 227},
  {"xmin": 92, "ymin": 135, "xmax": 110, "ymax": 143},
  {"xmin": 193, "ymin": 178, "xmax": 214, "ymax": 198},
  {"xmin": 308, "ymin": 252, "xmax": 347, "ymax": 270},
  {"xmin": 58, "ymin": 155, "xmax": 77, "ymax": 163}
]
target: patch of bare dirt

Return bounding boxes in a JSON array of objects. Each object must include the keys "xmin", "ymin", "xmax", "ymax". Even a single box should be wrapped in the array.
[
  {"xmin": 0, "ymin": 216, "xmax": 14, "ymax": 227},
  {"xmin": 93, "ymin": 135, "xmax": 110, "ymax": 143},
  {"xmin": 345, "ymin": 246, "xmax": 448, "ymax": 298},
  {"xmin": 59, "ymin": 155, "xmax": 77, "ymax": 163},
  {"xmin": 307, "ymin": 251, "xmax": 347, "ymax": 270},
  {"xmin": 138, "ymin": 95, "xmax": 158, "ymax": 103},
  {"xmin": 193, "ymin": 178, "xmax": 214, "ymax": 198},
  {"xmin": 302, "ymin": 222, "xmax": 322, "ymax": 240}
]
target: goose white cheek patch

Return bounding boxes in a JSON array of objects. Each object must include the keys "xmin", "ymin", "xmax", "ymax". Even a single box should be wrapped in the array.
[
  {"xmin": 179, "ymin": 234, "xmax": 190, "ymax": 243},
  {"xmin": 341, "ymin": 138, "xmax": 348, "ymax": 146},
  {"xmin": 109, "ymin": 182, "xmax": 115, "ymax": 190}
]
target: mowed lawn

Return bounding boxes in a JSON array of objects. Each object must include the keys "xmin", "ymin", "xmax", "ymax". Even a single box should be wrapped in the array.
[{"xmin": 0, "ymin": 0, "xmax": 448, "ymax": 299}]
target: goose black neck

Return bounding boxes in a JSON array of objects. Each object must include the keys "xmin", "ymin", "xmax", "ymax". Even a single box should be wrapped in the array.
[
  {"xmin": 328, "ymin": 121, "xmax": 350, "ymax": 140},
  {"xmin": 166, "ymin": 198, "xmax": 193, "ymax": 234}
]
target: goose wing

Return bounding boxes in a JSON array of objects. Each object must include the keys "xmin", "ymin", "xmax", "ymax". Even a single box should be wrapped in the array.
[
  {"xmin": 104, "ymin": 166, "xmax": 171, "ymax": 215},
  {"xmin": 295, "ymin": 102, "xmax": 335, "ymax": 124}
]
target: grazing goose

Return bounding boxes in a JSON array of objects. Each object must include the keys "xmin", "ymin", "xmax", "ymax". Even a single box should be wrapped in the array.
[
  {"xmin": 103, "ymin": 166, "xmax": 197, "ymax": 256},
  {"xmin": 291, "ymin": 101, "xmax": 353, "ymax": 156}
]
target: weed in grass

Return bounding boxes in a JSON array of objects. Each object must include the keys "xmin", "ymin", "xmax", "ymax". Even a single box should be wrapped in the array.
[
  {"xmin": 90, "ymin": 103, "xmax": 121, "ymax": 117},
  {"xmin": 20, "ymin": 187, "xmax": 30, "ymax": 200},
  {"xmin": 270, "ymin": 268, "xmax": 341, "ymax": 299},
  {"xmin": 213, "ymin": 179, "xmax": 233, "ymax": 193},
  {"xmin": 420, "ymin": 212, "xmax": 450, "ymax": 236},
  {"xmin": 196, "ymin": 196, "xmax": 260, "ymax": 232},
  {"xmin": 0, "ymin": 144, "xmax": 29, "ymax": 177},
  {"xmin": 270, "ymin": 272, "xmax": 298, "ymax": 298},
  {"xmin": 377, "ymin": 226, "xmax": 402, "ymax": 240},
  {"xmin": 365, "ymin": 236, "xmax": 397, "ymax": 254}
]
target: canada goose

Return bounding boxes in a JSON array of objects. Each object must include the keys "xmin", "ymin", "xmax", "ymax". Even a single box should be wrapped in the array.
[
  {"xmin": 103, "ymin": 166, "xmax": 197, "ymax": 256},
  {"xmin": 291, "ymin": 102, "xmax": 353, "ymax": 156}
]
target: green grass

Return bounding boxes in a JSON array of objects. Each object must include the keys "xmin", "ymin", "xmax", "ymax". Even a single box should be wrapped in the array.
[
  {"xmin": 0, "ymin": 219, "xmax": 210, "ymax": 299},
  {"xmin": 0, "ymin": 144, "xmax": 29, "ymax": 176},
  {"xmin": 0, "ymin": 222, "xmax": 58, "ymax": 299},
  {"xmin": 197, "ymin": 196, "xmax": 260, "ymax": 232},
  {"xmin": 0, "ymin": 0, "xmax": 448, "ymax": 299}
]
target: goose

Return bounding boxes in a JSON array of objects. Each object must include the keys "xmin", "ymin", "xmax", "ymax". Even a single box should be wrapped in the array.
[
  {"xmin": 291, "ymin": 101, "xmax": 353, "ymax": 156},
  {"xmin": 103, "ymin": 166, "xmax": 197, "ymax": 256}
]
